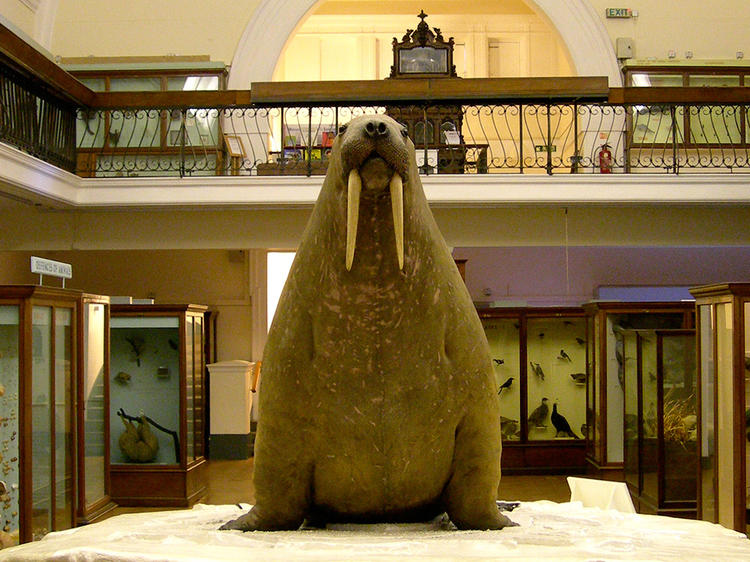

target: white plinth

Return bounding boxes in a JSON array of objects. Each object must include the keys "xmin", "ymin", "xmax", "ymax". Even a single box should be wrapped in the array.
[{"xmin": 207, "ymin": 360, "xmax": 255, "ymax": 435}]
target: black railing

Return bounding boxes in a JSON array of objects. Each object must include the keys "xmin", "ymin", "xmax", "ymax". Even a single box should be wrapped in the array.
[
  {"xmin": 1, "ymin": 39, "xmax": 749, "ymax": 178},
  {"xmin": 0, "ymin": 62, "xmax": 77, "ymax": 172},
  {"xmin": 72, "ymin": 101, "xmax": 750, "ymax": 177}
]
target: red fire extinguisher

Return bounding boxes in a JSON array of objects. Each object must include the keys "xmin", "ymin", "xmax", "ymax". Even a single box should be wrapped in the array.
[{"xmin": 598, "ymin": 143, "xmax": 612, "ymax": 174}]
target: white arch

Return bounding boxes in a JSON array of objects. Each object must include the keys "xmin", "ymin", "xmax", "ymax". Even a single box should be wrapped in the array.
[{"xmin": 227, "ymin": 0, "xmax": 622, "ymax": 89}]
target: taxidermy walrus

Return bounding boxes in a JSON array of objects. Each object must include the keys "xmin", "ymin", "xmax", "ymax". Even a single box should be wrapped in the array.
[{"xmin": 221, "ymin": 114, "xmax": 511, "ymax": 531}]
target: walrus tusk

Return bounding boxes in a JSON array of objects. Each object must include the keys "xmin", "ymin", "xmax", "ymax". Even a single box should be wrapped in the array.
[
  {"xmin": 346, "ymin": 168, "xmax": 361, "ymax": 271},
  {"xmin": 390, "ymin": 173, "xmax": 404, "ymax": 270}
]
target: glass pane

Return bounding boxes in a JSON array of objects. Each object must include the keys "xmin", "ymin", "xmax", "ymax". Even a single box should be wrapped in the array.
[
  {"xmin": 689, "ymin": 75, "xmax": 740, "ymax": 87},
  {"xmin": 108, "ymin": 108, "xmax": 162, "ymax": 149},
  {"xmin": 591, "ymin": 314, "xmax": 601, "ymax": 457},
  {"xmin": 167, "ymin": 76, "xmax": 219, "ymax": 91},
  {"xmin": 169, "ymin": 108, "xmax": 219, "ymax": 149},
  {"xmin": 414, "ymin": 120, "xmax": 434, "ymax": 145},
  {"xmin": 54, "ymin": 308, "xmax": 73, "ymax": 532},
  {"xmin": 527, "ymin": 317, "xmax": 586, "ymax": 441},
  {"xmin": 698, "ymin": 304, "xmax": 716, "ymax": 522},
  {"xmin": 0, "ymin": 306, "xmax": 20, "ymax": 547},
  {"xmin": 631, "ymin": 73, "xmax": 684, "ymax": 87},
  {"xmin": 631, "ymin": 105, "xmax": 685, "ymax": 144},
  {"xmin": 482, "ymin": 317, "xmax": 521, "ymax": 441},
  {"xmin": 186, "ymin": 316, "xmax": 195, "ymax": 463},
  {"xmin": 639, "ymin": 331, "xmax": 658, "ymax": 502},
  {"xmin": 715, "ymin": 303, "xmax": 735, "ymax": 528},
  {"xmin": 31, "ymin": 306, "xmax": 52, "ymax": 540},
  {"xmin": 109, "ymin": 77, "xmax": 162, "ymax": 92},
  {"xmin": 689, "ymin": 105, "xmax": 742, "ymax": 144},
  {"xmin": 661, "ymin": 332, "xmax": 697, "ymax": 503},
  {"xmin": 194, "ymin": 317, "xmax": 204, "ymax": 459},
  {"xmin": 606, "ymin": 319, "xmax": 625, "ymax": 463},
  {"xmin": 110, "ymin": 317, "xmax": 181, "ymax": 465},
  {"xmin": 83, "ymin": 303, "xmax": 106, "ymax": 507},
  {"xmin": 745, "ymin": 302, "xmax": 750, "ymax": 520},
  {"xmin": 623, "ymin": 330, "xmax": 639, "ymax": 491}
]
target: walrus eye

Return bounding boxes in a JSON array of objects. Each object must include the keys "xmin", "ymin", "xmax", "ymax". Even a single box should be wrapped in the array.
[
  {"xmin": 400, "ymin": 127, "xmax": 408, "ymax": 139},
  {"xmin": 338, "ymin": 124, "xmax": 348, "ymax": 135}
]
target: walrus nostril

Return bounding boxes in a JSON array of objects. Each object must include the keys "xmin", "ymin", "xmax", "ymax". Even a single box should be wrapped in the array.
[{"xmin": 365, "ymin": 120, "xmax": 388, "ymax": 138}]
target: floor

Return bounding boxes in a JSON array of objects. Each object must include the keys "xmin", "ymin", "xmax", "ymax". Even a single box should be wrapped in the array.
[{"xmin": 109, "ymin": 458, "xmax": 572, "ymax": 519}]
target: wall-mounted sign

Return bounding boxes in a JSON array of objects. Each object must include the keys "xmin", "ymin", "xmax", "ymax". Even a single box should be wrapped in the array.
[
  {"xmin": 534, "ymin": 145, "xmax": 557, "ymax": 153},
  {"xmin": 606, "ymin": 8, "xmax": 632, "ymax": 18},
  {"xmin": 31, "ymin": 256, "xmax": 72, "ymax": 280}
]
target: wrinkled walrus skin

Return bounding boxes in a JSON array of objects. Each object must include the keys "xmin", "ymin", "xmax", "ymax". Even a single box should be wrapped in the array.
[{"xmin": 221, "ymin": 114, "xmax": 512, "ymax": 531}]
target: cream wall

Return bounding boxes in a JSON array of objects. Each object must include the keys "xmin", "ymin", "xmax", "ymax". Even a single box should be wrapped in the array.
[
  {"xmin": 3, "ymin": 1, "xmax": 749, "ymax": 70},
  {"xmin": 0, "ymin": 249, "xmax": 255, "ymax": 362},
  {"xmin": 0, "ymin": 0, "xmax": 35, "ymax": 37},
  {"xmin": 50, "ymin": 0, "xmax": 261, "ymax": 63},
  {"xmin": 589, "ymin": 0, "xmax": 750, "ymax": 61}
]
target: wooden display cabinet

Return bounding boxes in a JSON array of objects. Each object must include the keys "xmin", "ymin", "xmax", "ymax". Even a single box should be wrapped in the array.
[
  {"xmin": 76, "ymin": 293, "xmax": 116, "ymax": 524},
  {"xmin": 690, "ymin": 283, "xmax": 750, "ymax": 533},
  {"xmin": 109, "ymin": 304, "xmax": 207, "ymax": 507},
  {"xmin": 582, "ymin": 301, "xmax": 694, "ymax": 480},
  {"xmin": 0, "ymin": 286, "xmax": 80, "ymax": 545},
  {"xmin": 478, "ymin": 306, "xmax": 588, "ymax": 474},
  {"xmin": 622, "ymin": 328, "xmax": 697, "ymax": 517}
]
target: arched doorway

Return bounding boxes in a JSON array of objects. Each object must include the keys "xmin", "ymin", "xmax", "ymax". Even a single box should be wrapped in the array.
[{"xmin": 227, "ymin": 0, "xmax": 621, "ymax": 88}]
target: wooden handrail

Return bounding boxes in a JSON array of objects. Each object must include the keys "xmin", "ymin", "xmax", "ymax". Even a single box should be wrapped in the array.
[
  {"xmin": 608, "ymin": 86, "xmax": 750, "ymax": 104},
  {"xmin": 0, "ymin": 22, "xmax": 95, "ymax": 106}
]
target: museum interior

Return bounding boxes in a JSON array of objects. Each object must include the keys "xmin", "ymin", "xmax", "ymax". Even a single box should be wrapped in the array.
[{"xmin": 2, "ymin": 0, "xmax": 750, "ymax": 558}]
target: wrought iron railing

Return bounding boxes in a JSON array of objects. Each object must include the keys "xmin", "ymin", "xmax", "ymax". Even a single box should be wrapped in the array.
[
  {"xmin": 72, "ymin": 101, "xmax": 750, "ymax": 177},
  {"xmin": 1, "ymin": 36, "xmax": 749, "ymax": 178},
  {"xmin": 0, "ymin": 61, "xmax": 77, "ymax": 172}
]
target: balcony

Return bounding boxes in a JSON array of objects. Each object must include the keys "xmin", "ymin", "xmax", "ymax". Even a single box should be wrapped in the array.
[{"xmin": 2, "ymin": 22, "xmax": 750, "ymax": 211}]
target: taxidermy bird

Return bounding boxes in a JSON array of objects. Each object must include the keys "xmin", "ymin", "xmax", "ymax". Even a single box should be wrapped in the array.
[
  {"xmin": 497, "ymin": 376, "xmax": 514, "ymax": 395},
  {"xmin": 558, "ymin": 349, "xmax": 572, "ymax": 362},
  {"xmin": 529, "ymin": 361, "xmax": 545, "ymax": 381},
  {"xmin": 551, "ymin": 401, "xmax": 580, "ymax": 439},
  {"xmin": 570, "ymin": 372, "xmax": 587, "ymax": 385},
  {"xmin": 575, "ymin": 337, "xmax": 586, "ymax": 346},
  {"xmin": 493, "ymin": 358, "xmax": 505, "ymax": 366},
  {"xmin": 528, "ymin": 397, "xmax": 549, "ymax": 428}
]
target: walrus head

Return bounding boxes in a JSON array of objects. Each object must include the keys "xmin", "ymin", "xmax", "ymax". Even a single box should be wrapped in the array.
[{"xmin": 334, "ymin": 115, "xmax": 412, "ymax": 271}]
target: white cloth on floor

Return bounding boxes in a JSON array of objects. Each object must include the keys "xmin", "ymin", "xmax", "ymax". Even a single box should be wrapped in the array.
[{"xmin": 1, "ymin": 501, "xmax": 749, "ymax": 561}]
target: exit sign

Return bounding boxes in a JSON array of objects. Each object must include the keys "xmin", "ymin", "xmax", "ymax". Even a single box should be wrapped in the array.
[{"xmin": 606, "ymin": 8, "xmax": 632, "ymax": 18}]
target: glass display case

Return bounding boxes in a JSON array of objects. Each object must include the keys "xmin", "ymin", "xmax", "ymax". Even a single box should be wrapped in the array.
[
  {"xmin": 622, "ymin": 329, "xmax": 697, "ymax": 517},
  {"xmin": 690, "ymin": 283, "xmax": 750, "ymax": 533},
  {"xmin": 76, "ymin": 294, "xmax": 116, "ymax": 524},
  {"xmin": 109, "ymin": 304, "xmax": 207, "ymax": 507},
  {"xmin": 479, "ymin": 307, "xmax": 587, "ymax": 473},
  {"xmin": 582, "ymin": 302, "xmax": 694, "ymax": 479},
  {"xmin": 0, "ymin": 286, "xmax": 80, "ymax": 545}
]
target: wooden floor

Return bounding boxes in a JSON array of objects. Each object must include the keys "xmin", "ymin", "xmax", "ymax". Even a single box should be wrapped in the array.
[{"xmin": 109, "ymin": 458, "xmax": 572, "ymax": 518}]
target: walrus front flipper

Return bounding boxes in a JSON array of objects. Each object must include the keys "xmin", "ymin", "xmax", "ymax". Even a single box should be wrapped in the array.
[
  {"xmin": 443, "ymin": 407, "xmax": 515, "ymax": 530},
  {"xmin": 219, "ymin": 505, "xmax": 303, "ymax": 532}
]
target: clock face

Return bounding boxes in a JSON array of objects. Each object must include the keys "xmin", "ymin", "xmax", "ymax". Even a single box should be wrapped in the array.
[{"xmin": 398, "ymin": 46, "xmax": 448, "ymax": 74}]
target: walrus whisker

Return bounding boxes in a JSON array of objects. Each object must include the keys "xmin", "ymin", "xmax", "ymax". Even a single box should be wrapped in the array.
[
  {"xmin": 346, "ymin": 168, "xmax": 361, "ymax": 271},
  {"xmin": 390, "ymin": 172, "xmax": 404, "ymax": 270}
]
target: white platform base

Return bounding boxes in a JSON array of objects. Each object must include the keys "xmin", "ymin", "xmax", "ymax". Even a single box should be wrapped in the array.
[{"xmin": 1, "ymin": 501, "xmax": 748, "ymax": 561}]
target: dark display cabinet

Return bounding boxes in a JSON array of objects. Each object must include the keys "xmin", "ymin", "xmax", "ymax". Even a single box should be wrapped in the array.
[
  {"xmin": 690, "ymin": 283, "xmax": 750, "ymax": 533},
  {"xmin": 109, "ymin": 304, "xmax": 207, "ymax": 507},
  {"xmin": 479, "ymin": 307, "xmax": 587, "ymax": 474},
  {"xmin": 582, "ymin": 301, "xmax": 694, "ymax": 480},
  {"xmin": 622, "ymin": 329, "xmax": 697, "ymax": 517}
]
